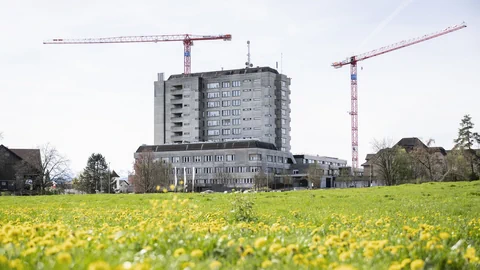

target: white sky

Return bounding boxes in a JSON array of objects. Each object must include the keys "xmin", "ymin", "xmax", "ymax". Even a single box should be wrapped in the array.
[{"xmin": 1, "ymin": 0, "xmax": 478, "ymax": 177}]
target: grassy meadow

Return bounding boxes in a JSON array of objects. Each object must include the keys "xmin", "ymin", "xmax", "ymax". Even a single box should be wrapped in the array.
[{"xmin": 0, "ymin": 181, "xmax": 479, "ymax": 269}]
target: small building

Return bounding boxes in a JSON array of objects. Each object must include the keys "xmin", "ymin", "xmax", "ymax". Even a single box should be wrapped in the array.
[
  {"xmin": 0, "ymin": 145, "xmax": 42, "ymax": 194},
  {"xmin": 290, "ymin": 155, "xmax": 348, "ymax": 188}
]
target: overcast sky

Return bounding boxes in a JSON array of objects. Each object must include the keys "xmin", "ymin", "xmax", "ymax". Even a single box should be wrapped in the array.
[{"xmin": 1, "ymin": 0, "xmax": 478, "ymax": 177}]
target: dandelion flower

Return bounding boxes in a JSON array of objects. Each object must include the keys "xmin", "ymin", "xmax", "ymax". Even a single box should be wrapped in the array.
[
  {"xmin": 261, "ymin": 259, "xmax": 273, "ymax": 268},
  {"xmin": 174, "ymin": 248, "xmax": 186, "ymax": 257},
  {"xmin": 191, "ymin": 249, "xmax": 203, "ymax": 258},
  {"xmin": 209, "ymin": 260, "xmax": 222, "ymax": 270},
  {"xmin": 254, "ymin": 237, "xmax": 267, "ymax": 249},
  {"xmin": 439, "ymin": 232, "xmax": 450, "ymax": 240},
  {"xmin": 410, "ymin": 259, "xmax": 424, "ymax": 270},
  {"xmin": 88, "ymin": 261, "xmax": 111, "ymax": 270},
  {"xmin": 57, "ymin": 252, "xmax": 72, "ymax": 264}
]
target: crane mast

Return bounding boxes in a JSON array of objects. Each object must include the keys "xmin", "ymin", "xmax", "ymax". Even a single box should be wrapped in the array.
[
  {"xmin": 44, "ymin": 34, "xmax": 232, "ymax": 74},
  {"xmin": 332, "ymin": 22, "xmax": 466, "ymax": 172}
]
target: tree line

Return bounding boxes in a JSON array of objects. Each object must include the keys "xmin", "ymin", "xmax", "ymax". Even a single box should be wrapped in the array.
[{"xmin": 371, "ymin": 114, "xmax": 480, "ymax": 185}]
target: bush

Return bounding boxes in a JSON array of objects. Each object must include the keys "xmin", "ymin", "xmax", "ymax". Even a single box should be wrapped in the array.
[{"xmin": 230, "ymin": 194, "xmax": 256, "ymax": 222}]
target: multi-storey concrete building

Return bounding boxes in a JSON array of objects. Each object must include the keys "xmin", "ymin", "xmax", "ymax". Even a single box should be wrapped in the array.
[
  {"xmin": 135, "ymin": 140, "xmax": 293, "ymax": 191},
  {"xmin": 290, "ymin": 155, "xmax": 348, "ymax": 188},
  {"xmin": 154, "ymin": 67, "xmax": 291, "ymax": 152}
]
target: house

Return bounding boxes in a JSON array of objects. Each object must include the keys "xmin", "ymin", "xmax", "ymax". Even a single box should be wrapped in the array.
[
  {"xmin": 361, "ymin": 137, "xmax": 448, "ymax": 183},
  {"xmin": 0, "ymin": 145, "xmax": 42, "ymax": 193}
]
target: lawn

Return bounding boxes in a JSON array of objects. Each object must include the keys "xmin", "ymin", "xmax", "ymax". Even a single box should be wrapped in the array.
[{"xmin": 0, "ymin": 181, "xmax": 479, "ymax": 269}]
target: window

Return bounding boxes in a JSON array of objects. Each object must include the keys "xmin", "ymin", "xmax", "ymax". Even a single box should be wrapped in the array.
[
  {"xmin": 172, "ymin": 157, "xmax": 180, "ymax": 163},
  {"xmin": 281, "ymin": 81, "xmax": 286, "ymax": 87},
  {"xmin": 226, "ymin": 154, "xmax": 235, "ymax": 161},
  {"xmin": 232, "ymin": 99, "xmax": 241, "ymax": 106},
  {"xmin": 238, "ymin": 166, "xmax": 248, "ymax": 173},
  {"xmin": 207, "ymin": 130, "xmax": 220, "ymax": 136},
  {"xmin": 278, "ymin": 156, "xmax": 284, "ymax": 163},
  {"xmin": 222, "ymin": 91, "xmax": 231, "ymax": 97},
  {"xmin": 207, "ymin": 101, "xmax": 220, "ymax": 108},
  {"xmin": 293, "ymin": 169, "xmax": 299, "ymax": 174},
  {"xmin": 194, "ymin": 156, "xmax": 201, "ymax": 162},
  {"xmin": 207, "ymin": 120, "xmax": 219, "ymax": 126},
  {"xmin": 281, "ymin": 118, "xmax": 287, "ymax": 124},
  {"xmin": 242, "ymin": 98, "xmax": 252, "ymax": 102},
  {"xmin": 253, "ymin": 98, "xmax": 261, "ymax": 101},
  {"xmin": 242, "ymin": 89, "xmax": 252, "ymax": 92},
  {"xmin": 204, "ymin": 155, "xmax": 213, "ymax": 162},
  {"xmin": 207, "ymin": 92, "xmax": 220, "ymax": 98},
  {"xmin": 281, "ymin": 147, "xmax": 286, "ymax": 152},
  {"xmin": 222, "ymin": 110, "xmax": 231, "ymax": 116},
  {"xmin": 281, "ymin": 90, "xmax": 286, "ymax": 97},
  {"xmin": 249, "ymin": 166, "xmax": 261, "ymax": 172},
  {"xmin": 282, "ymin": 109, "xmax": 286, "ymax": 116},
  {"xmin": 232, "ymin": 90, "xmax": 241, "ymax": 96},
  {"xmin": 203, "ymin": 167, "xmax": 214, "ymax": 173},
  {"xmin": 207, "ymin": 111, "xmax": 220, "ymax": 117},
  {"xmin": 249, "ymin": 154, "xmax": 262, "ymax": 161},
  {"xmin": 232, "ymin": 81, "xmax": 241, "ymax": 87},
  {"xmin": 232, "ymin": 118, "xmax": 241, "ymax": 125},
  {"xmin": 207, "ymin": 82, "xmax": 220, "ymax": 89},
  {"xmin": 267, "ymin": 155, "xmax": 273, "ymax": 162},
  {"xmin": 233, "ymin": 128, "xmax": 241, "ymax": 134},
  {"xmin": 243, "ymin": 127, "xmax": 252, "ymax": 130},
  {"xmin": 222, "ymin": 129, "xmax": 231, "ymax": 135},
  {"xmin": 243, "ymin": 118, "xmax": 252, "ymax": 121},
  {"xmin": 254, "ymin": 117, "xmax": 261, "ymax": 120},
  {"xmin": 182, "ymin": 156, "xmax": 191, "ymax": 163},
  {"xmin": 161, "ymin": 157, "xmax": 169, "ymax": 163},
  {"xmin": 243, "ymin": 108, "xmax": 252, "ymax": 111},
  {"xmin": 215, "ymin": 155, "xmax": 224, "ymax": 162},
  {"xmin": 281, "ymin": 128, "xmax": 286, "ymax": 135},
  {"xmin": 222, "ymin": 100, "xmax": 231, "ymax": 107},
  {"xmin": 222, "ymin": 82, "xmax": 231, "ymax": 88},
  {"xmin": 222, "ymin": 119, "xmax": 231, "ymax": 126},
  {"xmin": 232, "ymin": 109, "xmax": 241, "ymax": 116},
  {"xmin": 281, "ymin": 138, "xmax": 286, "ymax": 144}
]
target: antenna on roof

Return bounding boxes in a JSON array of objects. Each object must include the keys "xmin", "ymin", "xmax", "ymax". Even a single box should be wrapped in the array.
[{"xmin": 245, "ymin": 41, "xmax": 253, "ymax": 68}]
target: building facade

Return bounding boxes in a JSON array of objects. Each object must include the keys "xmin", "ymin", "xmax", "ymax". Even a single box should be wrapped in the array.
[
  {"xmin": 135, "ymin": 140, "xmax": 293, "ymax": 191},
  {"xmin": 0, "ymin": 145, "xmax": 42, "ymax": 193},
  {"xmin": 154, "ymin": 67, "xmax": 291, "ymax": 152},
  {"xmin": 290, "ymin": 155, "xmax": 348, "ymax": 188}
]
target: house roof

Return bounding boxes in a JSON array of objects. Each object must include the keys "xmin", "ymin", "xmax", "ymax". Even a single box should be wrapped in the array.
[
  {"xmin": 395, "ymin": 137, "xmax": 427, "ymax": 151},
  {"xmin": 136, "ymin": 140, "xmax": 278, "ymax": 153},
  {"xmin": 168, "ymin": 66, "xmax": 279, "ymax": 80},
  {"xmin": 9, "ymin": 148, "xmax": 42, "ymax": 171}
]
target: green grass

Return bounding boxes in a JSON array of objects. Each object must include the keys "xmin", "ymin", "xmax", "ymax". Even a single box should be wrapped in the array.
[{"xmin": 0, "ymin": 181, "xmax": 479, "ymax": 269}]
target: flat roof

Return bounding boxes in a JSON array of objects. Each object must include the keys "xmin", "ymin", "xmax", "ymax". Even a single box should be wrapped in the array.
[
  {"xmin": 136, "ymin": 140, "xmax": 279, "ymax": 153},
  {"xmin": 168, "ymin": 66, "xmax": 279, "ymax": 80}
]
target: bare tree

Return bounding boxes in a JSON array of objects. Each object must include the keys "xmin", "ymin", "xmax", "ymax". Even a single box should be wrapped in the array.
[
  {"xmin": 133, "ymin": 152, "xmax": 171, "ymax": 193},
  {"xmin": 371, "ymin": 139, "xmax": 412, "ymax": 186},
  {"xmin": 410, "ymin": 139, "xmax": 447, "ymax": 182},
  {"xmin": 307, "ymin": 162, "xmax": 324, "ymax": 188},
  {"xmin": 253, "ymin": 171, "xmax": 268, "ymax": 191},
  {"xmin": 15, "ymin": 143, "xmax": 71, "ymax": 194}
]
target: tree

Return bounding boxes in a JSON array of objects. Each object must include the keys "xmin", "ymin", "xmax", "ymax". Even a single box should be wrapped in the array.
[
  {"xmin": 409, "ymin": 139, "xmax": 447, "ymax": 182},
  {"xmin": 454, "ymin": 114, "xmax": 480, "ymax": 180},
  {"xmin": 371, "ymin": 139, "xmax": 413, "ymax": 186},
  {"xmin": 215, "ymin": 170, "xmax": 235, "ymax": 189},
  {"xmin": 253, "ymin": 171, "xmax": 268, "ymax": 191},
  {"xmin": 14, "ymin": 143, "xmax": 71, "ymax": 194},
  {"xmin": 445, "ymin": 149, "xmax": 470, "ymax": 181},
  {"xmin": 307, "ymin": 162, "xmax": 324, "ymax": 188},
  {"xmin": 133, "ymin": 152, "xmax": 171, "ymax": 193},
  {"xmin": 78, "ymin": 153, "xmax": 109, "ymax": 193}
]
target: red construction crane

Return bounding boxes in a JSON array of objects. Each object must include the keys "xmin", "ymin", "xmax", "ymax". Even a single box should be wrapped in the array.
[
  {"xmin": 44, "ymin": 34, "xmax": 232, "ymax": 74},
  {"xmin": 332, "ymin": 22, "xmax": 466, "ymax": 171}
]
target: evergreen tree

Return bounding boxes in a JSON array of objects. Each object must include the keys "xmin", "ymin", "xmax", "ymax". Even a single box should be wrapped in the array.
[
  {"xmin": 79, "ymin": 153, "xmax": 109, "ymax": 193},
  {"xmin": 454, "ymin": 114, "xmax": 480, "ymax": 180}
]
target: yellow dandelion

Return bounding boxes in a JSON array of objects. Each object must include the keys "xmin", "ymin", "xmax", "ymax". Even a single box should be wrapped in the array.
[
  {"xmin": 209, "ymin": 260, "xmax": 222, "ymax": 270},
  {"xmin": 191, "ymin": 249, "xmax": 203, "ymax": 258},
  {"xmin": 57, "ymin": 252, "xmax": 72, "ymax": 264},
  {"xmin": 261, "ymin": 259, "xmax": 273, "ymax": 268},
  {"xmin": 439, "ymin": 232, "xmax": 450, "ymax": 240},
  {"xmin": 242, "ymin": 246, "xmax": 254, "ymax": 257},
  {"xmin": 410, "ymin": 259, "xmax": 424, "ymax": 270},
  {"xmin": 227, "ymin": 240, "xmax": 235, "ymax": 247},
  {"xmin": 170, "ymin": 184, "xmax": 175, "ymax": 191},
  {"xmin": 88, "ymin": 261, "xmax": 111, "ymax": 270},
  {"xmin": 388, "ymin": 262, "xmax": 402, "ymax": 270},
  {"xmin": 8, "ymin": 259, "xmax": 23, "ymax": 270},
  {"xmin": 334, "ymin": 265, "xmax": 356, "ymax": 270},
  {"xmin": 340, "ymin": 231, "xmax": 350, "ymax": 239},
  {"xmin": 133, "ymin": 263, "xmax": 151, "ymax": 270},
  {"xmin": 312, "ymin": 234, "xmax": 321, "ymax": 243},
  {"xmin": 339, "ymin": 251, "xmax": 352, "ymax": 261},
  {"xmin": 163, "ymin": 188, "xmax": 168, "ymax": 193},
  {"xmin": 254, "ymin": 237, "xmax": 267, "ymax": 249},
  {"xmin": 464, "ymin": 247, "xmax": 478, "ymax": 262},
  {"xmin": 286, "ymin": 244, "xmax": 299, "ymax": 254},
  {"xmin": 400, "ymin": 259, "xmax": 411, "ymax": 268},
  {"xmin": 0, "ymin": 255, "xmax": 7, "ymax": 264},
  {"xmin": 181, "ymin": 262, "xmax": 195, "ymax": 269},
  {"xmin": 174, "ymin": 248, "xmax": 186, "ymax": 257}
]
